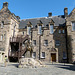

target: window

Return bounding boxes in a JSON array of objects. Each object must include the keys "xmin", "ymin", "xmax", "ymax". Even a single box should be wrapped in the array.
[
  {"xmin": 38, "ymin": 26, "xmax": 42, "ymax": 34},
  {"xmin": 27, "ymin": 27, "xmax": 31, "ymax": 35},
  {"xmin": 55, "ymin": 40, "xmax": 60, "ymax": 46},
  {"xmin": 72, "ymin": 22, "xmax": 75, "ymax": 31},
  {"xmin": 63, "ymin": 51, "xmax": 67, "ymax": 59},
  {"xmin": 62, "ymin": 30, "xmax": 65, "ymax": 33},
  {"xmin": 44, "ymin": 40, "xmax": 48, "ymax": 46},
  {"xmin": 41, "ymin": 52, "xmax": 45, "ymax": 58},
  {"xmin": 59, "ymin": 30, "xmax": 61, "ymax": 33},
  {"xmin": 1, "ymin": 21, "xmax": 4, "ymax": 28},
  {"xmin": 59, "ymin": 29, "xmax": 65, "ymax": 34},
  {"xmin": 32, "ymin": 52, "xmax": 36, "ymax": 58},
  {"xmin": 50, "ymin": 25, "xmax": 54, "ymax": 34},
  {"xmin": 33, "ymin": 40, "xmax": 36, "ymax": 46}
]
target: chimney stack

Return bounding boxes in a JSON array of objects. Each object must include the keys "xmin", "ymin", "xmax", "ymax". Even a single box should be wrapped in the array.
[
  {"xmin": 3, "ymin": 2, "xmax": 8, "ymax": 8},
  {"xmin": 64, "ymin": 7, "xmax": 68, "ymax": 17},
  {"xmin": 48, "ymin": 12, "xmax": 52, "ymax": 17}
]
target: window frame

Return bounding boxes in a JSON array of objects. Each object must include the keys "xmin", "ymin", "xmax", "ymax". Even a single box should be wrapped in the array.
[
  {"xmin": 33, "ymin": 40, "xmax": 36, "ymax": 46},
  {"xmin": 50, "ymin": 25, "xmax": 54, "ymax": 34},
  {"xmin": 32, "ymin": 52, "xmax": 36, "ymax": 58},
  {"xmin": 44, "ymin": 40, "xmax": 48, "ymax": 46},
  {"xmin": 72, "ymin": 22, "xmax": 75, "ymax": 31},
  {"xmin": 38, "ymin": 26, "xmax": 42, "ymax": 35},
  {"xmin": 55, "ymin": 40, "xmax": 60, "ymax": 46},
  {"xmin": 41, "ymin": 52, "xmax": 45, "ymax": 59}
]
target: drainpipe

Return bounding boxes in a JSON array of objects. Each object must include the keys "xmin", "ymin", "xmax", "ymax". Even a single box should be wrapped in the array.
[
  {"xmin": 65, "ymin": 26, "xmax": 69, "ymax": 63},
  {"xmin": 30, "ymin": 28, "xmax": 33, "ymax": 57},
  {"xmin": 39, "ymin": 35, "xmax": 41, "ymax": 60}
]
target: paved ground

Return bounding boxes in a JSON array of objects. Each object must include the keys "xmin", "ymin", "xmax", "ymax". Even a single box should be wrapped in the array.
[{"xmin": 0, "ymin": 62, "xmax": 75, "ymax": 75}]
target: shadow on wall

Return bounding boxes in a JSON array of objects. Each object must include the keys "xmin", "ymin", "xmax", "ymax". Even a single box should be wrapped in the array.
[
  {"xmin": 53, "ymin": 25, "xmax": 67, "ymax": 63},
  {"xmin": 67, "ymin": 35, "xmax": 73, "ymax": 63}
]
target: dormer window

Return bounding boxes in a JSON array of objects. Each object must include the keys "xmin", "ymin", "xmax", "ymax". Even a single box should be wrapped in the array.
[
  {"xmin": 38, "ymin": 26, "xmax": 42, "ymax": 34},
  {"xmin": 72, "ymin": 22, "xmax": 75, "ymax": 31},
  {"xmin": 1, "ymin": 21, "xmax": 4, "ymax": 28},
  {"xmin": 50, "ymin": 25, "xmax": 54, "ymax": 34},
  {"xmin": 27, "ymin": 26, "xmax": 31, "ymax": 35},
  {"xmin": 27, "ymin": 21, "xmax": 32, "ymax": 35},
  {"xmin": 49, "ymin": 19, "xmax": 54, "ymax": 34}
]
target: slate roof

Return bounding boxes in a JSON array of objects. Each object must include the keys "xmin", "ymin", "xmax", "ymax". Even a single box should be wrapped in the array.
[{"xmin": 19, "ymin": 16, "xmax": 65, "ymax": 29}]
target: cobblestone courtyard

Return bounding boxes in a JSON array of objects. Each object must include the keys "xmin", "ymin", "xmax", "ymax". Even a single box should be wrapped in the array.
[{"xmin": 0, "ymin": 63, "xmax": 75, "ymax": 75}]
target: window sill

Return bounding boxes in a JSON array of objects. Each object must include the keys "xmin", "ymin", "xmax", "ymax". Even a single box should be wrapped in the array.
[
  {"xmin": 41, "ymin": 57, "xmax": 45, "ymax": 59},
  {"xmin": 44, "ymin": 44, "xmax": 48, "ymax": 46}
]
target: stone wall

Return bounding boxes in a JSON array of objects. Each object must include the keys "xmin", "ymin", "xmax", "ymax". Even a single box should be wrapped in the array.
[{"xmin": 66, "ymin": 8, "xmax": 75, "ymax": 63}]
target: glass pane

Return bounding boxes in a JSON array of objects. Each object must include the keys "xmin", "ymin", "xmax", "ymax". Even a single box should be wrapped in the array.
[
  {"xmin": 38, "ymin": 26, "xmax": 42, "ymax": 34},
  {"xmin": 27, "ymin": 27, "xmax": 31, "ymax": 35},
  {"xmin": 50, "ymin": 25, "xmax": 53, "ymax": 34},
  {"xmin": 72, "ymin": 22, "xmax": 75, "ymax": 31}
]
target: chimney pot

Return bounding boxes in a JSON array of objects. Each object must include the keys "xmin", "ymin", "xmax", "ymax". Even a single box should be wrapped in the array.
[
  {"xmin": 3, "ymin": 2, "xmax": 8, "ymax": 8},
  {"xmin": 64, "ymin": 7, "xmax": 68, "ymax": 17},
  {"xmin": 48, "ymin": 12, "xmax": 52, "ymax": 17}
]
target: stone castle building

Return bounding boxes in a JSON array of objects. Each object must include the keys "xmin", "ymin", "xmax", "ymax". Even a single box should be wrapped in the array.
[{"xmin": 0, "ymin": 2, "xmax": 75, "ymax": 63}]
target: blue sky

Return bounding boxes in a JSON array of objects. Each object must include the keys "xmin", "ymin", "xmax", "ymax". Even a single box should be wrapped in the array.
[{"xmin": 0, "ymin": 0, "xmax": 75, "ymax": 19}]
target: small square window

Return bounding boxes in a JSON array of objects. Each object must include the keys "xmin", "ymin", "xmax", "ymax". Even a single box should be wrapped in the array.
[
  {"xmin": 59, "ymin": 30, "xmax": 61, "ymax": 33},
  {"xmin": 55, "ymin": 40, "xmax": 60, "ymax": 46},
  {"xmin": 62, "ymin": 30, "xmax": 65, "ymax": 33},
  {"xmin": 32, "ymin": 52, "xmax": 36, "ymax": 58},
  {"xmin": 33, "ymin": 40, "xmax": 36, "ymax": 46},
  {"xmin": 41, "ymin": 52, "xmax": 45, "ymax": 58},
  {"xmin": 44, "ymin": 40, "xmax": 48, "ymax": 46}
]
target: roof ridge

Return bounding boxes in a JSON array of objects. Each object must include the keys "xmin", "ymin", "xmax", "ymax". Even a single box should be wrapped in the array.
[{"xmin": 20, "ymin": 16, "xmax": 59, "ymax": 21}]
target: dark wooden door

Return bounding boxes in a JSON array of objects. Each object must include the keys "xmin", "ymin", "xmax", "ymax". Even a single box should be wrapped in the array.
[{"xmin": 51, "ymin": 53, "xmax": 56, "ymax": 62}]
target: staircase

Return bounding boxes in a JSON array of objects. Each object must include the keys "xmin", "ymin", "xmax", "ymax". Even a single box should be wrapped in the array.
[{"xmin": 9, "ymin": 35, "xmax": 29, "ymax": 59}]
